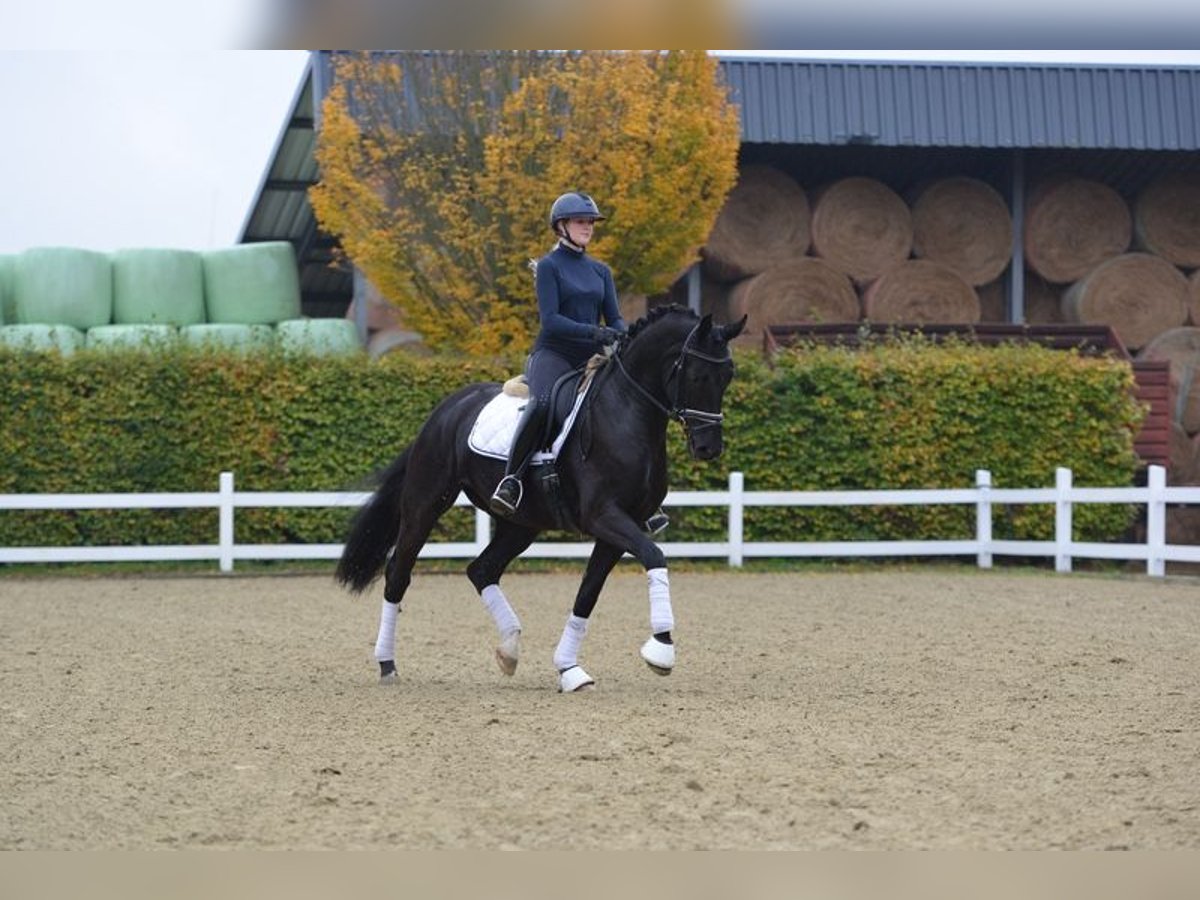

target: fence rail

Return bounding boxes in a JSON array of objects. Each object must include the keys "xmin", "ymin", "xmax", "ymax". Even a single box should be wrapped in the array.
[{"xmin": 1, "ymin": 467, "xmax": 1198, "ymax": 576}]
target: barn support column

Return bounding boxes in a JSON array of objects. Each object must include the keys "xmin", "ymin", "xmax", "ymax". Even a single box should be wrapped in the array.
[{"xmin": 1009, "ymin": 150, "xmax": 1027, "ymax": 324}]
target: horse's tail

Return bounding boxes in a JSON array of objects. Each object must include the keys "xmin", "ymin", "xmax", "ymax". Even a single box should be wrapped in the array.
[{"xmin": 336, "ymin": 446, "xmax": 411, "ymax": 594}]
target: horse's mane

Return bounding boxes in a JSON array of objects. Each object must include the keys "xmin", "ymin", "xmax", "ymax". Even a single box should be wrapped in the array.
[{"xmin": 626, "ymin": 303, "xmax": 697, "ymax": 341}]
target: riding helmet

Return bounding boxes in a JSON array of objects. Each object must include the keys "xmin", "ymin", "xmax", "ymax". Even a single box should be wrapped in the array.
[{"xmin": 549, "ymin": 192, "xmax": 606, "ymax": 231}]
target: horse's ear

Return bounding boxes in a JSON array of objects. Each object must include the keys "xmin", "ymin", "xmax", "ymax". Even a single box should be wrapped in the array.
[{"xmin": 721, "ymin": 315, "xmax": 748, "ymax": 342}]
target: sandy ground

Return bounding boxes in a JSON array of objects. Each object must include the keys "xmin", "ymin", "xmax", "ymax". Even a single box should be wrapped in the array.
[{"xmin": 1, "ymin": 567, "xmax": 1198, "ymax": 850}]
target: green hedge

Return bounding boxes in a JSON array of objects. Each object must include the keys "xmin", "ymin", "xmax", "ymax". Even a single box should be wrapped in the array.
[{"xmin": 0, "ymin": 336, "xmax": 1143, "ymax": 549}]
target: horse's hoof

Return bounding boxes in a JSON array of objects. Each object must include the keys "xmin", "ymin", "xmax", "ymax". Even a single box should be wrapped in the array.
[
  {"xmin": 379, "ymin": 660, "xmax": 398, "ymax": 684},
  {"xmin": 558, "ymin": 665, "xmax": 595, "ymax": 693},
  {"xmin": 495, "ymin": 629, "xmax": 521, "ymax": 676},
  {"xmin": 379, "ymin": 671, "xmax": 398, "ymax": 685},
  {"xmin": 640, "ymin": 636, "xmax": 675, "ymax": 675}
]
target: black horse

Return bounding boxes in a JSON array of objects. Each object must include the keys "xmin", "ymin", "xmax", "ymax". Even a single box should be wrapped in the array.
[{"xmin": 336, "ymin": 304, "xmax": 746, "ymax": 691}]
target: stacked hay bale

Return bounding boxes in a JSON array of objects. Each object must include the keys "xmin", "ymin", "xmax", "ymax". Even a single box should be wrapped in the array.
[
  {"xmin": 699, "ymin": 168, "xmax": 997, "ymax": 342},
  {"xmin": 343, "ymin": 275, "xmax": 426, "ymax": 358}
]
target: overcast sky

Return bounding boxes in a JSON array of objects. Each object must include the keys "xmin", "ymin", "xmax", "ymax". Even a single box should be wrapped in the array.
[{"xmin": 2, "ymin": 47, "xmax": 1199, "ymax": 256}]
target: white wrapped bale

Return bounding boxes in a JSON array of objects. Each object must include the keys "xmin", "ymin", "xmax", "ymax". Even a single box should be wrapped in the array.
[
  {"xmin": 181, "ymin": 323, "xmax": 275, "ymax": 352},
  {"xmin": 0, "ymin": 324, "xmax": 86, "ymax": 355},
  {"xmin": 276, "ymin": 318, "xmax": 362, "ymax": 356},
  {"xmin": 111, "ymin": 248, "xmax": 205, "ymax": 325},
  {"xmin": 86, "ymin": 324, "xmax": 178, "ymax": 351},
  {"xmin": 14, "ymin": 247, "xmax": 112, "ymax": 328},
  {"xmin": 202, "ymin": 242, "xmax": 301, "ymax": 325},
  {"xmin": 0, "ymin": 254, "xmax": 14, "ymax": 324}
]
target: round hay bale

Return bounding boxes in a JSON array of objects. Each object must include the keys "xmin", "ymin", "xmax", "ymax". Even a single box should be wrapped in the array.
[
  {"xmin": 1061, "ymin": 253, "xmax": 1188, "ymax": 351},
  {"xmin": 976, "ymin": 280, "xmax": 1006, "ymax": 322},
  {"xmin": 14, "ymin": 247, "xmax": 113, "ymax": 328},
  {"xmin": 811, "ymin": 177, "xmax": 912, "ymax": 283},
  {"xmin": 1168, "ymin": 423, "xmax": 1198, "ymax": 484},
  {"xmin": 344, "ymin": 294, "xmax": 404, "ymax": 332},
  {"xmin": 1166, "ymin": 505, "xmax": 1200, "ymax": 546},
  {"xmin": 202, "ymin": 242, "xmax": 301, "ymax": 325},
  {"xmin": 111, "ymin": 248, "xmax": 205, "ymax": 325},
  {"xmin": 1024, "ymin": 273, "xmax": 1063, "ymax": 324},
  {"xmin": 0, "ymin": 324, "xmax": 86, "ymax": 355},
  {"xmin": 0, "ymin": 254, "xmax": 14, "ymax": 324},
  {"xmin": 860, "ymin": 259, "xmax": 980, "ymax": 324},
  {"xmin": 276, "ymin": 318, "xmax": 362, "ymax": 356},
  {"xmin": 181, "ymin": 323, "xmax": 275, "ymax": 352},
  {"xmin": 1137, "ymin": 326, "xmax": 1200, "ymax": 433},
  {"xmin": 1133, "ymin": 173, "xmax": 1200, "ymax": 268},
  {"xmin": 86, "ymin": 324, "xmax": 177, "ymax": 351},
  {"xmin": 700, "ymin": 165, "xmax": 811, "ymax": 282},
  {"xmin": 1188, "ymin": 269, "xmax": 1200, "ymax": 326},
  {"xmin": 911, "ymin": 177, "xmax": 1013, "ymax": 286},
  {"xmin": 367, "ymin": 328, "xmax": 430, "ymax": 359},
  {"xmin": 727, "ymin": 258, "xmax": 859, "ymax": 337},
  {"xmin": 1023, "ymin": 178, "xmax": 1131, "ymax": 283}
]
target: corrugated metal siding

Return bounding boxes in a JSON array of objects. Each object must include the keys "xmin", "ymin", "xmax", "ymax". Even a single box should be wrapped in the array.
[{"xmin": 720, "ymin": 59, "xmax": 1200, "ymax": 150}]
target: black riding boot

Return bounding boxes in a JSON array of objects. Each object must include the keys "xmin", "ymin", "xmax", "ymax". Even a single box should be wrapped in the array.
[{"xmin": 490, "ymin": 399, "xmax": 548, "ymax": 515}]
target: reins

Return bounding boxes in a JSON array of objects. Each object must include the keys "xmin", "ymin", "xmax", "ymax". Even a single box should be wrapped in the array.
[{"xmin": 609, "ymin": 321, "xmax": 730, "ymax": 436}]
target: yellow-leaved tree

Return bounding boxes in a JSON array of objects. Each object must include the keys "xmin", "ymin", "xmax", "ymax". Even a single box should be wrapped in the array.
[{"xmin": 310, "ymin": 51, "xmax": 741, "ymax": 355}]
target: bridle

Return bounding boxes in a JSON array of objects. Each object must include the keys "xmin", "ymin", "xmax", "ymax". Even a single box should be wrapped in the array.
[{"xmin": 610, "ymin": 322, "xmax": 732, "ymax": 439}]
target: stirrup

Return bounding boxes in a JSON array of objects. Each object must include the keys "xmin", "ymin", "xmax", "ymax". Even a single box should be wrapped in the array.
[
  {"xmin": 489, "ymin": 475, "xmax": 523, "ymax": 515},
  {"xmin": 644, "ymin": 509, "xmax": 670, "ymax": 535}
]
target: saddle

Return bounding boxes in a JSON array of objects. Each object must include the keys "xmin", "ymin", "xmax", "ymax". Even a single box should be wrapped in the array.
[{"xmin": 468, "ymin": 357, "xmax": 605, "ymax": 462}]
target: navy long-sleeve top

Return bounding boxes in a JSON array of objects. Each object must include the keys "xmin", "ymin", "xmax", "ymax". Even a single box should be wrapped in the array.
[{"xmin": 532, "ymin": 242, "xmax": 626, "ymax": 368}]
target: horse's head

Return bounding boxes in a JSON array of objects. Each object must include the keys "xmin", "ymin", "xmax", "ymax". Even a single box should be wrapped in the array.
[
  {"xmin": 665, "ymin": 312, "xmax": 746, "ymax": 460},
  {"xmin": 615, "ymin": 306, "xmax": 746, "ymax": 460}
]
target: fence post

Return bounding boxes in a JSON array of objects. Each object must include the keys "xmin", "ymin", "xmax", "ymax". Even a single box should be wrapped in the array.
[
  {"xmin": 1055, "ymin": 467, "xmax": 1072, "ymax": 573},
  {"xmin": 975, "ymin": 469, "xmax": 993, "ymax": 570},
  {"xmin": 1146, "ymin": 464, "xmax": 1167, "ymax": 577},
  {"xmin": 728, "ymin": 471, "xmax": 744, "ymax": 568},
  {"xmin": 219, "ymin": 471, "xmax": 235, "ymax": 573}
]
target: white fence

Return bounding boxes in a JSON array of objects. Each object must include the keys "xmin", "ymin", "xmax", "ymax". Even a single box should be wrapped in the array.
[{"xmin": 1, "ymin": 467, "xmax": 1198, "ymax": 576}]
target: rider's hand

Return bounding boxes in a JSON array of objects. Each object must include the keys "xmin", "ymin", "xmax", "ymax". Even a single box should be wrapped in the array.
[{"xmin": 593, "ymin": 326, "xmax": 622, "ymax": 345}]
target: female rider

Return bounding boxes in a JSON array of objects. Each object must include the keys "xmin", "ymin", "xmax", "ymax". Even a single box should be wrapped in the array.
[{"xmin": 489, "ymin": 191, "xmax": 626, "ymax": 515}]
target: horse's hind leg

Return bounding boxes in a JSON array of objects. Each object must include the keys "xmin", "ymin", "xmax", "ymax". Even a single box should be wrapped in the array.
[
  {"xmin": 374, "ymin": 486, "xmax": 458, "ymax": 682},
  {"xmin": 467, "ymin": 520, "xmax": 538, "ymax": 676}
]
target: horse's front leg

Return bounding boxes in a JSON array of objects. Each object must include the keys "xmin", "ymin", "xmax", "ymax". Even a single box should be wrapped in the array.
[
  {"xmin": 553, "ymin": 540, "xmax": 623, "ymax": 692},
  {"xmin": 585, "ymin": 508, "xmax": 676, "ymax": 677}
]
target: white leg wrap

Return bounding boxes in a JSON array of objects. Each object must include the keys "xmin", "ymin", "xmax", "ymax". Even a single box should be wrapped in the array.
[
  {"xmin": 375, "ymin": 599, "xmax": 399, "ymax": 662},
  {"xmin": 480, "ymin": 584, "xmax": 521, "ymax": 636},
  {"xmin": 647, "ymin": 567, "xmax": 674, "ymax": 634},
  {"xmin": 553, "ymin": 614, "xmax": 589, "ymax": 671}
]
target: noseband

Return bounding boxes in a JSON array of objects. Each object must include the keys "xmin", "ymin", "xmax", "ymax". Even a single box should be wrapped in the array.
[{"xmin": 611, "ymin": 322, "xmax": 731, "ymax": 437}]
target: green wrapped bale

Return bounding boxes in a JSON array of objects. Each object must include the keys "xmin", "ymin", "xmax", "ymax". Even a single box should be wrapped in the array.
[
  {"xmin": 202, "ymin": 242, "xmax": 301, "ymax": 324},
  {"xmin": 0, "ymin": 254, "xmax": 14, "ymax": 324},
  {"xmin": 86, "ymin": 324, "xmax": 177, "ymax": 351},
  {"xmin": 276, "ymin": 318, "xmax": 362, "ymax": 356},
  {"xmin": 0, "ymin": 324, "xmax": 86, "ymax": 354},
  {"xmin": 14, "ymin": 247, "xmax": 113, "ymax": 328},
  {"xmin": 111, "ymin": 248, "xmax": 205, "ymax": 325},
  {"xmin": 181, "ymin": 323, "xmax": 275, "ymax": 352}
]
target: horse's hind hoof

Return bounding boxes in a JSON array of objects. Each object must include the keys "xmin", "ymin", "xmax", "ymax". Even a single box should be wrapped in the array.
[
  {"xmin": 495, "ymin": 629, "xmax": 521, "ymax": 676},
  {"xmin": 379, "ymin": 660, "xmax": 398, "ymax": 684},
  {"xmin": 558, "ymin": 665, "xmax": 595, "ymax": 693},
  {"xmin": 640, "ymin": 637, "xmax": 675, "ymax": 676}
]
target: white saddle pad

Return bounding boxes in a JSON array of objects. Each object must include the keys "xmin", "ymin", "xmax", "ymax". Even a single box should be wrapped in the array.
[{"xmin": 468, "ymin": 384, "xmax": 590, "ymax": 462}]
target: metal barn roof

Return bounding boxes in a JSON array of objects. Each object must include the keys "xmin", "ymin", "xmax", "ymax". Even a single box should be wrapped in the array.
[
  {"xmin": 721, "ymin": 57, "xmax": 1200, "ymax": 150},
  {"xmin": 240, "ymin": 53, "xmax": 1200, "ymax": 315}
]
